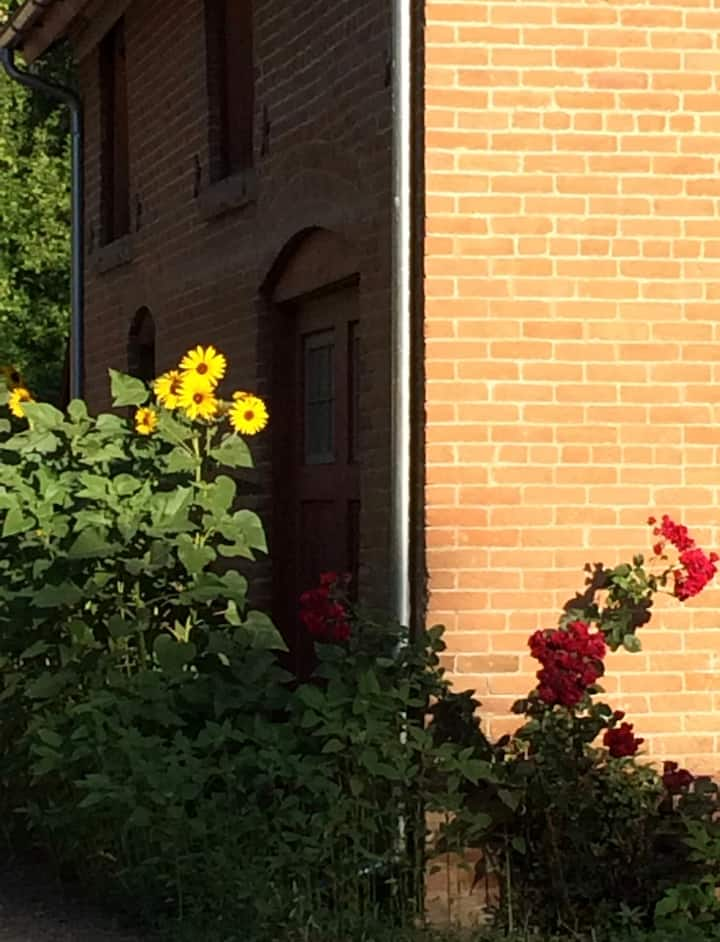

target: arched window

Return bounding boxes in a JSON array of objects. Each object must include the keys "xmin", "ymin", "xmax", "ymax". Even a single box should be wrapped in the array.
[
  {"xmin": 264, "ymin": 229, "xmax": 361, "ymax": 674},
  {"xmin": 127, "ymin": 307, "xmax": 156, "ymax": 382}
]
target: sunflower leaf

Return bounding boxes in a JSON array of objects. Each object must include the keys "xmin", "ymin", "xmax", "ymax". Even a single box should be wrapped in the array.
[
  {"xmin": 209, "ymin": 435, "xmax": 253, "ymax": 470},
  {"xmin": 109, "ymin": 369, "xmax": 149, "ymax": 408}
]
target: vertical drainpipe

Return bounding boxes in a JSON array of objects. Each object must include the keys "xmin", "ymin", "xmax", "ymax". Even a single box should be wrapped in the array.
[
  {"xmin": 0, "ymin": 47, "xmax": 84, "ymax": 400},
  {"xmin": 391, "ymin": 0, "xmax": 413, "ymax": 633},
  {"xmin": 391, "ymin": 0, "xmax": 427, "ymax": 881}
]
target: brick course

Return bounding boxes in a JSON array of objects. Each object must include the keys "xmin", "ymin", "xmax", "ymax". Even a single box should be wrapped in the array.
[{"xmin": 425, "ymin": 0, "xmax": 720, "ymax": 773}]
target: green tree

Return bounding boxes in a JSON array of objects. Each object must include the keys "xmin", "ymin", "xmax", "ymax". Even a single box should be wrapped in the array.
[{"xmin": 0, "ymin": 28, "xmax": 71, "ymax": 403}]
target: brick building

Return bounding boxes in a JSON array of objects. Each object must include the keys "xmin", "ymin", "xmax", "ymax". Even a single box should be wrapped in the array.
[
  {"xmin": 3, "ymin": 0, "xmax": 720, "ymax": 770},
  {"xmin": 0, "ymin": 0, "xmax": 397, "ymax": 673}
]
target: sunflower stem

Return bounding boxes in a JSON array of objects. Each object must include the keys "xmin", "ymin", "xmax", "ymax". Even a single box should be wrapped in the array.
[{"xmin": 192, "ymin": 433, "xmax": 203, "ymax": 487}]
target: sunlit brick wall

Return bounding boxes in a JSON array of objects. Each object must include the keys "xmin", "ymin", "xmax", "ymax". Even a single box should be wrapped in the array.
[
  {"xmin": 77, "ymin": 0, "xmax": 393, "ymax": 610},
  {"xmin": 424, "ymin": 0, "xmax": 720, "ymax": 773}
]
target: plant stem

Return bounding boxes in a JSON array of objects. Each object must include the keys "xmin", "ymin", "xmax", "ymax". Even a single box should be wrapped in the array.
[
  {"xmin": 137, "ymin": 628, "xmax": 148, "ymax": 669},
  {"xmin": 192, "ymin": 432, "xmax": 202, "ymax": 486},
  {"xmin": 505, "ymin": 837, "xmax": 514, "ymax": 935}
]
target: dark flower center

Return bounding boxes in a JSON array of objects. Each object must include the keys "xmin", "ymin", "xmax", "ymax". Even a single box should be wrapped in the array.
[{"xmin": 197, "ymin": 363, "xmax": 208, "ymax": 374}]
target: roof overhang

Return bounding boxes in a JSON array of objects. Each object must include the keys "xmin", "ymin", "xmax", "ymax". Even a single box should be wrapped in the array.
[{"xmin": 0, "ymin": 0, "xmax": 88, "ymax": 63}]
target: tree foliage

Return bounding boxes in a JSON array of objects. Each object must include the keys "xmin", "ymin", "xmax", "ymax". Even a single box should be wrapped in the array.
[{"xmin": 0, "ymin": 22, "xmax": 71, "ymax": 403}]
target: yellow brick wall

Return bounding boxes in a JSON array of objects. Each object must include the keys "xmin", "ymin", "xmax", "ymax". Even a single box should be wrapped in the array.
[{"xmin": 424, "ymin": 0, "xmax": 720, "ymax": 773}]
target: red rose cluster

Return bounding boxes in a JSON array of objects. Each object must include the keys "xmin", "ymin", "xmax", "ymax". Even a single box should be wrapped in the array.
[
  {"xmin": 650, "ymin": 514, "xmax": 695, "ymax": 554},
  {"xmin": 529, "ymin": 620, "xmax": 606, "ymax": 708},
  {"xmin": 649, "ymin": 515, "xmax": 718, "ymax": 600},
  {"xmin": 675, "ymin": 546, "xmax": 719, "ymax": 601},
  {"xmin": 662, "ymin": 760, "xmax": 694, "ymax": 795},
  {"xmin": 299, "ymin": 572, "xmax": 351, "ymax": 643},
  {"xmin": 603, "ymin": 713, "xmax": 644, "ymax": 758}
]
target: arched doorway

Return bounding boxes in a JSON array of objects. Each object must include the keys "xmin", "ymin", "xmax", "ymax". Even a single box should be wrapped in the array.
[
  {"xmin": 265, "ymin": 229, "xmax": 361, "ymax": 674},
  {"xmin": 127, "ymin": 307, "xmax": 156, "ymax": 382}
]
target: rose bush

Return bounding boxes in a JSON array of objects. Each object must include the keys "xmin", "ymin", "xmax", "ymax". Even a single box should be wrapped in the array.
[{"xmin": 436, "ymin": 517, "xmax": 720, "ymax": 936}]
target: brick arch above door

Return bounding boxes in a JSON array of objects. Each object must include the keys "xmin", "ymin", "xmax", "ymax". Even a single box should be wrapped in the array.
[{"xmin": 262, "ymin": 226, "xmax": 360, "ymax": 304}]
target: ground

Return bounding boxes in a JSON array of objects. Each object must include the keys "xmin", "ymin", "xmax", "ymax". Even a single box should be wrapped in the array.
[{"xmin": 0, "ymin": 863, "xmax": 146, "ymax": 942}]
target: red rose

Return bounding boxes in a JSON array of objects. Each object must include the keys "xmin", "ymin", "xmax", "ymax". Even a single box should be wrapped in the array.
[
  {"xmin": 653, "ymin": 515, "xmax": 695, "ymax": 553},
  {"xmin": 649, "ymin": 515, "xmax": 717, "ymax": 600},
  {"xmin": 604, "ymin": 722, "xmax": 644, "ymax": 758},
  {"xmin": 675, "ymin": 547, "xmax": 718, "ymax": 601},
  {"xmin": 299, "ymin": 578, "xmax": 351, "ymax": 643},
  {"xmin": 529, "ymin": 621, "xmax": 606, "ymax": 708},
  {"xmin": 662, "ymin": 760, "xmax": 694, "ymax": 795}
]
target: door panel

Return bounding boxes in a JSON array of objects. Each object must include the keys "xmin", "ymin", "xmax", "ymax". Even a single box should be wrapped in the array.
[
  {"xmin": 272, "ymin": 285, "xmax": 361, "ymax": 673},
  {"xmin": 298, "ymin": 500, "xmax": 344, "ymax": 599}
]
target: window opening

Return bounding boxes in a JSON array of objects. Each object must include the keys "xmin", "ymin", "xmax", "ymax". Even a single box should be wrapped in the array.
[
  {"xmin": 205, "ymin": 0, "xmax": 254, "ymax": 180},
  {"xmin": 128, "ymin": 308, "xmax": 156, "ymax": 382},
  {"xmin": 100, "ymin": 18, "xmax": 130, "ymax": 243},
  {"xmin": 303, "ymin": 329, "xmax": 335, "ymax": 464}
]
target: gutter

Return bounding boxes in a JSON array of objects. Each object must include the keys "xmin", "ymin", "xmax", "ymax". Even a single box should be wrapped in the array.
[{"xmin": 0, "ymin": 45, "xmax": 84, "ymax": 400}]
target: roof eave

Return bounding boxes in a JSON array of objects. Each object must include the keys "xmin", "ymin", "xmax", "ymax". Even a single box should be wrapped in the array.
[
  {"xmin": 0, "ymin": 0, "xmax": 51, "ymax": 50},
  {"xmin": 0, "ymin": 0, "xmax": 86, "ymax": 63}
]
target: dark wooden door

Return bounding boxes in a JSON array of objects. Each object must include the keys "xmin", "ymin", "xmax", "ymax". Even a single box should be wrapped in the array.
[{"xmin": 272, "ymin": 285, "xmax": 360, "ymax": 673}]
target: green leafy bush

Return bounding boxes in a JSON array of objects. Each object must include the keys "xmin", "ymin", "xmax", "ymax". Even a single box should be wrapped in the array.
[
  {"xmin": 3, "ymin": 356, "xmax": 720, "ymax": 940},
  {"xmin": 0, "ymin": 358, "xmax": 496, "ymax": 939}
]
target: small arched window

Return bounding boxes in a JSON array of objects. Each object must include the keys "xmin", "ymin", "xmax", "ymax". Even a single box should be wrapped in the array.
[{"xmin": 127, "ymin": 307, "xmax": 156, "ymax": 382}]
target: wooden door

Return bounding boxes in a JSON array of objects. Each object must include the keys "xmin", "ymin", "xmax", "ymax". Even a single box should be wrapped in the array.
[{"xmin": 272, "ymin": 284, "xmax": 360, "ymax": 673}]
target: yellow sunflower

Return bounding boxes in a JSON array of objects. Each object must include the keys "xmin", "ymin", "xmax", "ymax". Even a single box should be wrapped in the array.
[
  {"xmin": 178, "ymin": 345, "xmax": 226, "ymax": 388},
  {"xmin": 134, "ymin": 406, "xmax": 158, "ymax": 436},
  {"xmin": 228, "ymin": 393, "xmax": 269, "ymax": 436},
  {"xmin": 153, "ymin": 370, "xmax": 184, "ymax": 409},
  {"xmin": 0, "ymin": 365, "xmax": 22, "ymax": 389},
  {"xmin": 8, "ymin": 386, "xmax": 34, "ymax": 418},
  {"xmin": 178, "ymin": 376, "xmax": 219, "ymax": 421}
]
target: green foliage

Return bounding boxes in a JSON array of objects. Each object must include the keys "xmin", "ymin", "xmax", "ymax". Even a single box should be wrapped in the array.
[
  {"xmin": 0, "ymin": 373, "xmax": 494, "ymax": 940},
  {"xmin": 2, "ymin": 382, "xmax": 718, "ymax": 941},
  {"xmin": 653, "ymin": 813, "xmax": 720, "ymax": 934},
  {"xmin": 0, "ymin": 60, "xmax": 71, "ymax": 403},
  {"xmin": 435, "ymin": 695, "xmax": 680, "ymax": 934},
  {"xmin": 560, "ymin": 555, "xmax": 659, "ymax": 653}
]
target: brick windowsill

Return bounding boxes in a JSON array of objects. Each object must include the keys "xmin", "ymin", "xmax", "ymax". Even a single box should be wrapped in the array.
[
  {"xmin": 196, "ymin": 169, "xmax": 257, "ymax": 222},
  {"xmin": 93, "ymin": 234, "xmax": 135, "ymax": 275}
]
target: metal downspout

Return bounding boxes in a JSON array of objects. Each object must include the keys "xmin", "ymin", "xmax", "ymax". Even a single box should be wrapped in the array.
[
  {"xmin": 391, "ymin": 0, "xmax": 413, "ymax": 632},
  {"xmin": 0, "ymin": 46, "xmax": 84, "ymax": 400}
]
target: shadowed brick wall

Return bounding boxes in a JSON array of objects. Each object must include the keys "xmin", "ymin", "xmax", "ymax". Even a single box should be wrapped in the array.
[
  {"xmin": 75, "ymin": 0, "xmax": 393, "ymax": 609},
  {"xmin": 425, "ymin": 0, "xmax": 720, "ymax": 773}
]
